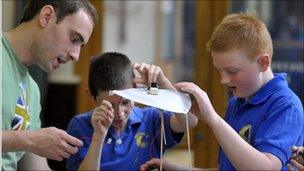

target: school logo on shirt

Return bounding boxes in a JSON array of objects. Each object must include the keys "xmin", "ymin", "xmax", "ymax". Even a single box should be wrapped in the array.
[
  {"xmin": 11, "ymin": 83, "xmax": 31, "ymax": 130},
  {"xmin": 239, "ymin": 124, "xmax": 251, "ymax": 143},
  {"xmin": 135, "ymin": 133, "xmax": 148, "ymax": 148}
]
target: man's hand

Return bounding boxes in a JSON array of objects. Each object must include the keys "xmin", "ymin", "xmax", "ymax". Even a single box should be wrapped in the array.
[
  {"xmin": 140, "ymin": 158, "xmax": 185, "ymax": 171},
  {"xmin": 24, "ymin": 127, "xmax": 83, "ymax": 161}
]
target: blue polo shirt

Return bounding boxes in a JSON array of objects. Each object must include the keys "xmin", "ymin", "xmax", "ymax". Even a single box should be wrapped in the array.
[
  {"xmin": 219, "ymin": 73, "xmax": 304, "ymax": 171},
  {"xmin": 66, "ymin": 107, "xmax": 184, "ymax": 171}
]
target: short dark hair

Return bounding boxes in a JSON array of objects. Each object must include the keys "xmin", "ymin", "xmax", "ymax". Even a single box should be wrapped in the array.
[
  {"xmin": 89, "ymin": 52, "xmax": 133, "ymax": 99},
  {"xmin": 20, "ymin": 0, "xmax": 98, "ymax": 24}
]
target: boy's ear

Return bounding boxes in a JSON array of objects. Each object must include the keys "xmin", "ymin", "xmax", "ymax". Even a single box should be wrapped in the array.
[
  {"xmin": 257, "ymin": 54, "xmax": 270, "ymax": 71},
  {"xmin": 39, "ymin": 5, "xmax": 55, "ymax": 28},
  {"xmin": 86, "ymin": 89, "xmax": 96, "ymax": 102}
]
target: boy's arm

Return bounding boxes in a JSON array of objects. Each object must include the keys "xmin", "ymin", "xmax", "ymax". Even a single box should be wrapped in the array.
[
  {"xmin": 174, "ymin": 82, "xmax": 282, "ymax": 170},
  {"xmin": 170, "ymin": 112, "xmax": 198, "ymax": 133},
  {"xmin": 132, "ymin": 63, "xmax": 198, "ymax": 133},
  {"xmin": 153, "ymin": 70, "xmax": 198, "ymax": 133},
  {"xmin": 159, "ymin": 76, "xmax": 198, "ymax": 133},
  {"xmin": 208, "ymin": 116, "xmax": 282, "ymax": 170},
  {"xmin": 140, "ymin": 158, "xmax": 215, "ymax": 171},
  {"xmin": 78, "ymin": 132, "xmax": 106, "ymax": 170},
  {"xmin": 78, "ymin": 101, "xmax": 114, "ymax": 170}
]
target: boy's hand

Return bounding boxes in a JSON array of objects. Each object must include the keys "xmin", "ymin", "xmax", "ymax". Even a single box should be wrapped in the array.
[
  {"xmin": 91, "ymin": 100, "xmax": 114, "ymax": 136},
  {"xmin": 288, "ymin": 146, "xmax": 304, "ymax": 171},
  {"xmin": 132, "ymin": 63, "xmax": 169, "ymax": 89},
  {"xmin": 174, "ymin": 82, "xmax": 218, "ymax": 124}
]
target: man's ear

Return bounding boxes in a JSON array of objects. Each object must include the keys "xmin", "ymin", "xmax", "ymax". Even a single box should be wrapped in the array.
[
  {"xmin": 257, "ymin": 54, "xmax": 271, "ymax": 71},
  {"xmin": 39, "ymin": 5, "xmax": 55, "ymax": 28}
]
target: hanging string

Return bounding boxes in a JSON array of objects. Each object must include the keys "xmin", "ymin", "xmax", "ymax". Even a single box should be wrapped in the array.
[
  {"xmin": 131, "ymin": 104, "xmax": 171, "ymax": 163},
  {"xmin": 160, "ymin": 110, "xmax": 164, "ymax": 171},
  {"xmin": 148, "ymin": 113, "xmax": 169, "ymax": 159},
  {"xmin": 186, "ymin": 114, "xmax": 192, "ymax": 170},
  {"xmin": 80, "ymin": 137, "xmax": 104, "ymax": 144},
  {"xmin": 130, "ymin": 103, "xmax": 149, "ymax": 162},
  {"xmin": 79, "ymin": 93, "xmax": 190, "ymax": 170}
]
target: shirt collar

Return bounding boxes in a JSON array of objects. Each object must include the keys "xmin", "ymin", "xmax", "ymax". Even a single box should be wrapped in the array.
[
  {"xmin": 106, "ymin": 108, "xmax": 142, "ymax": 136},
  {"xmin": 240, "ymin": 73, "xmax": 288, "ymax": 105},
  {"xmin": 2, "ymin": 33, "xmax": 28, "ymax": 75},
  {"xmin": 128, "ymin": 107, "xmax": 142, "ymax": 125}
]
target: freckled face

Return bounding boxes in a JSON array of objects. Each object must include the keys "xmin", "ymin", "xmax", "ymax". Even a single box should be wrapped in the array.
[
  {"xmin": 96, "ymin": 91, "xmax": 134, "ymax": 130},
  {"xmin": 212, "ymin": 49, "xmax": 262, "ymax": 99}
]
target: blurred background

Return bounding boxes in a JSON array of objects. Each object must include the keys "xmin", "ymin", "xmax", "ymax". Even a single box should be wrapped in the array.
[{"xmin": 2, "ymin": 0, "xmax": 303, "ymax": 170}]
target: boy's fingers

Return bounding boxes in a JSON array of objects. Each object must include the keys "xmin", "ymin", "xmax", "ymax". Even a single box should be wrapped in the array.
[
  {"xmin": 139, "ymin": 63, "xmax": 149, "ymax": 72},
  {"xmin": 132, "ymin": 63, "xmax": 140, "ymax": 68},
  {"xmin": 153, "ymin": 67, "xmax": 161, "ymax": 83},
  {"xmin": 132, "ymin": 77, "xmax": 145, "ymax": 84}
]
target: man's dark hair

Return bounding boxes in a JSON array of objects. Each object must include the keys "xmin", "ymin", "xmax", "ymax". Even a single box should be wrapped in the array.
[
  {"xmin": 20, "ymin": 0, "xmax": 98, "ymax": 24},
  {"xmin": 89, "ymin": 52, "xmax": 133, "ymax": 100}
]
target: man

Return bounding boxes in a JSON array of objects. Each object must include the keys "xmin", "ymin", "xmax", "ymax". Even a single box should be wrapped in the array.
[{"xmin": 2, "ymin": 0, "xmax": 98, "ymax": 170}]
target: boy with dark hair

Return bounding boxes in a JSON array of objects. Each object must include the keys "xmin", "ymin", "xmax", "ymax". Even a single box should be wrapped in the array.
[
  {"xmin": 66, "ymin": 52, "xmax": 197, "ymax": 170},
  {"xmin": 2, "ymin": 0, "xmax": 98, "ymax": 170}
]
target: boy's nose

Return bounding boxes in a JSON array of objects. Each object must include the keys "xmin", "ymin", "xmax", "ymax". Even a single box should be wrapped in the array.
[
  {"xmin": 220, "ymin": 73, "xmax": 231, "ymax": 84},
  {"xmin": 115, "ymin": 106, "xmax": 124, "ymax": 117}
]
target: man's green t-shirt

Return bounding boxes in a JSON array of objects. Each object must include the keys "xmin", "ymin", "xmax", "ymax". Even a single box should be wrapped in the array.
[{"xmin": 1, "ymin": 34, "xmax": 41, "ymax": 170}]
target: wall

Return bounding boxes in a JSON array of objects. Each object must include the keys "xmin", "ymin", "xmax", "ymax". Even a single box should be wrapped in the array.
[
  {"xmin": 2, "ymin": 0, "xmax": 16, "ymax": 31},
  {"xmin": 102, "ymin": 1, "xmax": 156, "ymax": 64}
]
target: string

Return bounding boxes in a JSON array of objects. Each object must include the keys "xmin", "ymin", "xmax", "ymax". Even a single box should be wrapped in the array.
[
  {"xmin": 80, "ymin": 137, "xmax": 104, "ymax": 144},
  {"xmin": 149, "ymin": 113, "xmax": 169, "ymax": 159},
  {"xmin": 160, "ymin": 110, "xmax": 164, "ymax": 171},
  {"xmin": 130, "ymin": 103, "xmax": 149, "ymax": 162},
  {"xmin": 115, "ymin": 97, "xmax": 123, "ymax": 144},
  {"xmin": 186, "ymin": 114, "xmax": 192, "ymax": 170},
  {"xmin": 130, "ymin": 103, "xmax": 170, "ymax": 162}
]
